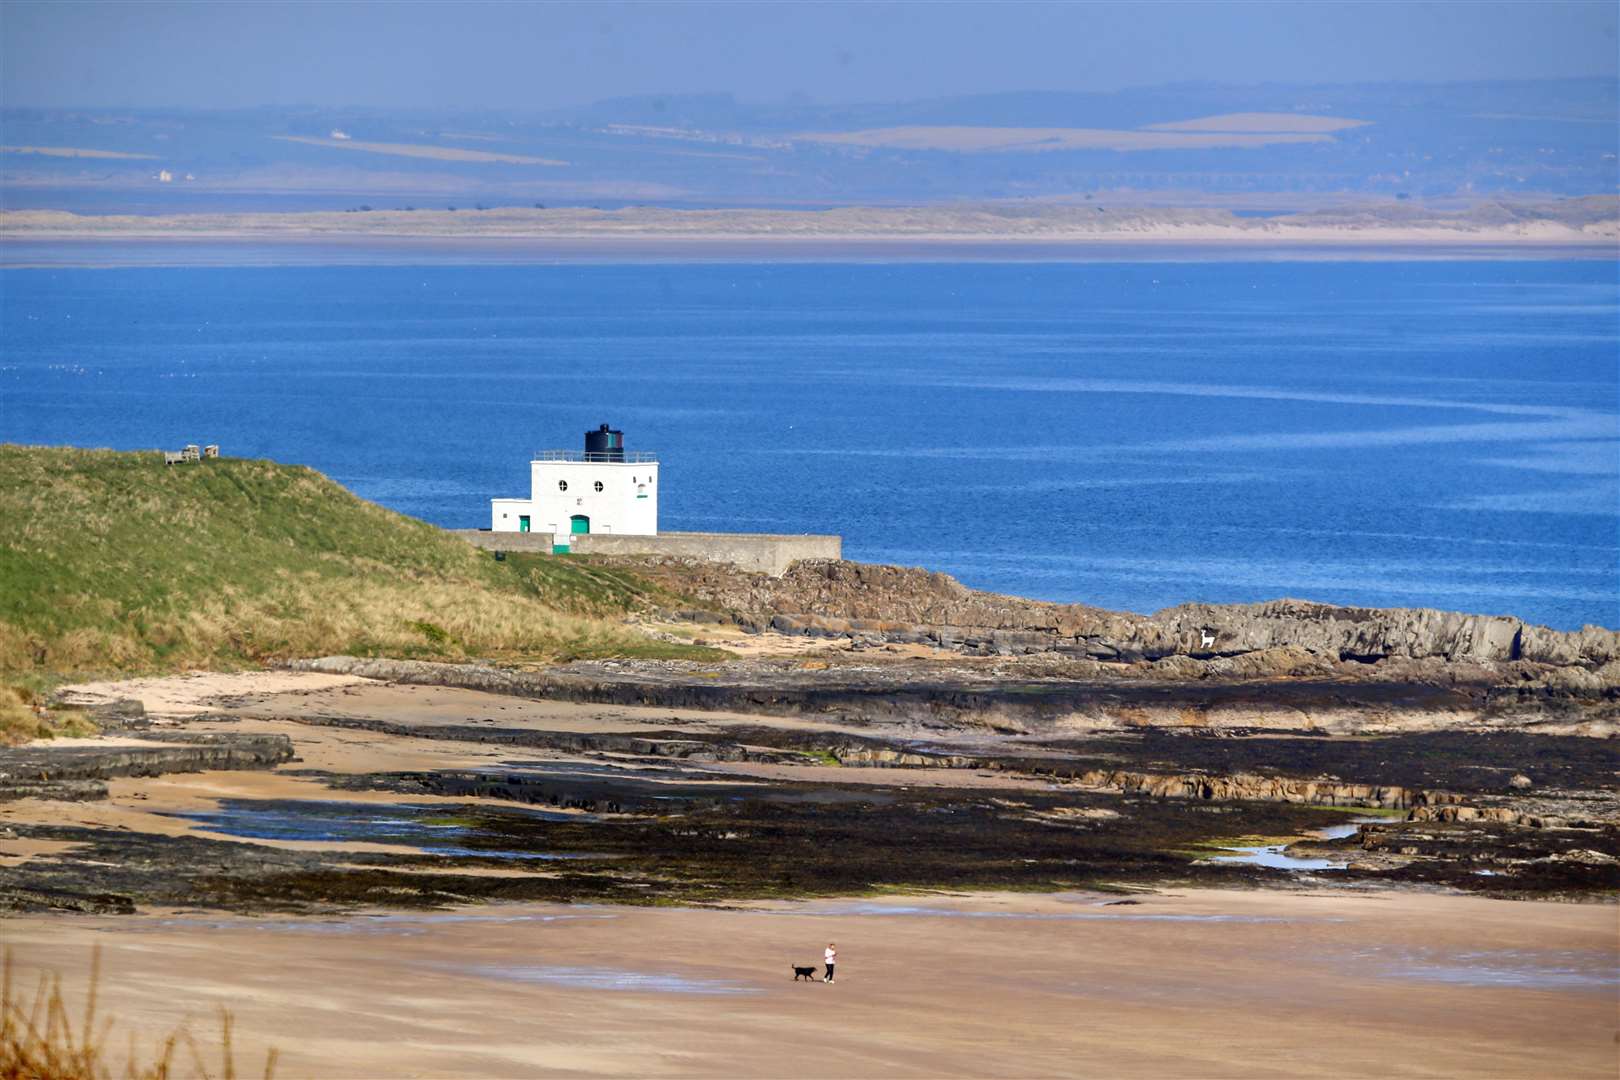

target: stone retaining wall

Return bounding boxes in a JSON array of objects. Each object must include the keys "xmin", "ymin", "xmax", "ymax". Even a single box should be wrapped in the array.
[{"xmin": 449, "ymin": 529, "xmax": 840, "ymax": 576}]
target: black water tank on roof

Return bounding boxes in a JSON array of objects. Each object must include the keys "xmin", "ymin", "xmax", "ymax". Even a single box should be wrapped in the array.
[{"xmin": 584, "ymin": 424, "xmax": 624, "ymax": 461}]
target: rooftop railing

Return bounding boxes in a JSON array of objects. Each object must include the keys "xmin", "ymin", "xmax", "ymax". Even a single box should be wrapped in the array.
[{"xmin": 534, "ymin": 450, "xmax": 659, "ymax": 463}]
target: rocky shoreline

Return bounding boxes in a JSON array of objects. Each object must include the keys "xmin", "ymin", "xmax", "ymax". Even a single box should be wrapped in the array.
[
  {"xmin": 290, "ymin": 649, "xmax": 1616, "ymax": 736},
  {"xmin": 639, "ymin": 559, "xmax": 1620, "ymax": 666},
  {"xmin": 0, "ymin": 669, "xmax": 1612, "ymax": 916},
  {"xmin": 0, "ymin": 729, "xmax": 294, "ymax": 803},
  {"xmin": 3, "ymin": 564, "xmax": 1616, "ymax": 918}
]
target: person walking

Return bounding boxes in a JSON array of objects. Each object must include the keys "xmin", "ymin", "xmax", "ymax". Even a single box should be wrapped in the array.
[{"xmin": 823, "ymin": 942, "xmax": 837, "ymax": 984}]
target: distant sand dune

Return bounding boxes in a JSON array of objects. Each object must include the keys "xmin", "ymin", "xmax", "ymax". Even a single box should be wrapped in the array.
[
  {"xmin": 272, "ymin": 135, "xmax": 568, "ymax": 167},
  {"xmin": 1145, "ymin": 112, "xmax": 1371, "ymax": 133},
  {"xmin": 1, "ymin": 145, "xmax": 159, "ymax": 160},
  {"xmin": 795, "ymin": 126, "xmax": 1335, "ymax": 152}
]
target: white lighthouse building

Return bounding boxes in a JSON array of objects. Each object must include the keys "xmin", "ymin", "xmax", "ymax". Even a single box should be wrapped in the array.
[{"xmin": 490, "ymin": 425, "xmax": 658, "ymax": 548}]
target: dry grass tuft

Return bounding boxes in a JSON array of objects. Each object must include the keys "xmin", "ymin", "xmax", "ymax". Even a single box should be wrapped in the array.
[
  {"xmin": 1, "ymin": 948, "xmax": 277, "ymax": 1080},
  {"xmin": 0, "ymin": 686, "xmax": 96, "ymax": 747}
]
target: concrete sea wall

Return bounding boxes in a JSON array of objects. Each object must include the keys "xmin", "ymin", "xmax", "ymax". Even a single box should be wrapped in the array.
[{"xmin": 449, "ymin": 529, "xmax": 840, "ymax": 577}]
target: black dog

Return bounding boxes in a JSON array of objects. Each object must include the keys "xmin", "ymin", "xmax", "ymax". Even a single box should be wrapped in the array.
[{"xmin": 792, "ymin": 965, "xmax": 819, "ymax": 981}]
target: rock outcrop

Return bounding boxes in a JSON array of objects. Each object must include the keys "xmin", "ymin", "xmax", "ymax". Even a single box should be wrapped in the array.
[
  {"xmin": 0, "ymin": 733, "xmax": 294, "ymax": 802},
  {"xmin": 1075, "ymin": 768, "xmax": 1416, "ymax": 809},
  {"xmin": 632, "ymin": 558, "xmax": 1620, "ymax": 668},
  {"xmin": 274, "ymin": 709, "xmax": 840, "ymax": 766},
  {"xmin": 292, "ymin": 651, "xmax": 1616, "ymax": 736},
  {"xmin": 1407, "ymin": 804, "xmax": 1572, "ymax": 829}
]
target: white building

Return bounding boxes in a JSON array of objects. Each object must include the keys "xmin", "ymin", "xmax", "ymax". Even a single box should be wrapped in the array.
[{"xmin": 490, "ymin": 425, "xmax": 659, "ymax": 548}]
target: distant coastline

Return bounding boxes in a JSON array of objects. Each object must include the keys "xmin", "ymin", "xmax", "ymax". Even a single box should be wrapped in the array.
[
  {"xmin": 5, "ymin": 238, "xmax": 1616, "ymax": 270},
  {"xmin": 2, "ymin": 200, "xmax": 1615, "ymax": 266}
]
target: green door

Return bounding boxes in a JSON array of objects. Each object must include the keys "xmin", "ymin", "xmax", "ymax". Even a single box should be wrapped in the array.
[
  {"xmin": 518, "ymin": 515, "xmax": 530, "ymax": 533},
  {"xmin": 570, "ymin": 515, "xmax": 590, "ymax": 535}
]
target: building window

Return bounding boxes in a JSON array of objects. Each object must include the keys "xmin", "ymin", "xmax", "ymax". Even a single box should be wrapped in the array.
[
  {"xmin": 594, "ymin": 480, "xmax": 604, "ymax": 492},
  {"xmin": 558, "ymin": 480, "xmax": 568, "ymax": 492}
]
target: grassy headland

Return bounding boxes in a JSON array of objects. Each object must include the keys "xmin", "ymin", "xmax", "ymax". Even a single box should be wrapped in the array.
[{"xmin": 0, "ymin": 445, "xmax": 717, "ymax": 681}]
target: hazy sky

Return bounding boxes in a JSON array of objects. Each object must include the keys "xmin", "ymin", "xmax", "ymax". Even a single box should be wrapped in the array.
[{"xmin": 4, "ymin": 0, "xmax": 1617, "ymax": 110}]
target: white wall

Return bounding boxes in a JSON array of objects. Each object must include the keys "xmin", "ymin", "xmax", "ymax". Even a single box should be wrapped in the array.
[
  {"xmin": 490, "ymin": 498, "xmax": 534, "ymax": 533},
  {"xmin": 529, "ymin": 460, "xmax": 659, "ymax": 542}
]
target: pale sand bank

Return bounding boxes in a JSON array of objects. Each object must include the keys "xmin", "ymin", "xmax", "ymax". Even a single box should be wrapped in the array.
[
  {"xmin": 2, "ymin": 236, "xmax": 1613, "ymax": 271},
  {"xmin": 4, "ymin": 889, "xmax": 1615, "ymax": 1078},
  {"xmin": 4, "ymin": 676, "xmax": 1048, "ymax": 865},
  {"xmin": 59, "ymin": 669, "xmax": 369, "ymax": 717},
  {"xmin": 61, "ymin": 667, "xmax": 937, "ymax": 741},
  {"xmin": 5, "ymin": 202, "xmax": 1614, "ymax": 243},
  {"xmin": 4, "ymin": 201, "xmax": 1616, "ymax": 267},
  {"xmin": 57, "ymin": 672, "xmax": 1059, "ymax": 795}
]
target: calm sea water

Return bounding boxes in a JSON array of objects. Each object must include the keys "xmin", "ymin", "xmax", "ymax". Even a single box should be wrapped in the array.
[{"xmin": 3, "ymin": 260, "xmax": 1616, "ymax": 630}]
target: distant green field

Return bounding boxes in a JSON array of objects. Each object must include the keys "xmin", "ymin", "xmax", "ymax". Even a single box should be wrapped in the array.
[{"xmin": 0, "ymin": 445, "xmax": 718, "ymax": 679}]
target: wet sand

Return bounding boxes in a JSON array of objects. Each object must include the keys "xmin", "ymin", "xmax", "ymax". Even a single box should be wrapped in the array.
[{"xmin": 5, "ymin": 889, "xmax": 1615, "ymax": 1078}]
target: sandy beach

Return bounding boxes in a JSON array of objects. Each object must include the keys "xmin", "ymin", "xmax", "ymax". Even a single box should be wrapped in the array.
[
  {"xmin": 5, "ymin": 669, "xmax": 1616, "ymax": 1077},
  {"xmin": 5, "ymin": 888, "xmax": 1616, "ymax": 1078}
]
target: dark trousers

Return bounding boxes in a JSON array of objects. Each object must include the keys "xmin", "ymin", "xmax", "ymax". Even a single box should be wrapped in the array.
[{"xmin": 824, "ymin": 964, "xmax": 835, "ymax": 980}]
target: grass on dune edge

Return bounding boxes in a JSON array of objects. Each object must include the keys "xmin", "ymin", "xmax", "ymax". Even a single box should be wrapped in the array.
[
  {"xmin": 0, "ymin": 685, "xmax": 96, "ymax": 747},
  {"xmin": 0, "ymin": 444, "xmax": 724, "ymax": 684},
  {"xmin": 2, "ymin": 947, "xmax": 278, "ymax": 1079}
]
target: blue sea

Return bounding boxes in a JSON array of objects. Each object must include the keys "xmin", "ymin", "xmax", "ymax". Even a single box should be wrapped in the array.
[{"xmin": 3, "ymin": 260, "xmax": 1616, "ymax": 630}]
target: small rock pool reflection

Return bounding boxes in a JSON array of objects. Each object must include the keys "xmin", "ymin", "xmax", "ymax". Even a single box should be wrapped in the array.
[
  {"xmin": 163, "ymin": 799, "xmax": 590, "ymax": 860},
  {"xmin": 1207, "ymin": 821, "xmax": 1372, "ymax": 872}
]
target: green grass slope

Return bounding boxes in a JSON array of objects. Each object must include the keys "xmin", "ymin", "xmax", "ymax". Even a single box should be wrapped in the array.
[{"xmin": 0, "ymin": 445, "xmax": 715, "ymax": 677}]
